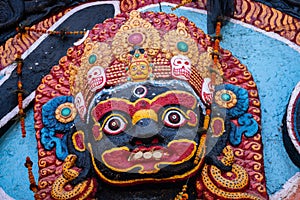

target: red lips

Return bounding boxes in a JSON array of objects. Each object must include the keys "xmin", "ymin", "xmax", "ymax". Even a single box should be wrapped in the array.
[{"xmin": 102, "ymin": 139, "xmax": 196, "ymax": 173}]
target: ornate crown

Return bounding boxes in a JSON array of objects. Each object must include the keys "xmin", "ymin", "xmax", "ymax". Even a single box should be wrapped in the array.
[{"xmin": 127, "ymin": 47, "xmax": 149, "ymax": 67}]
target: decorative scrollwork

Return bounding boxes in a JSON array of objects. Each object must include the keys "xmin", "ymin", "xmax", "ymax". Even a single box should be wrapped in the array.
[
  {"xmin": 51, "ymin": 154, "xmax": 95, "ymax": 200},
  {"xmin": 162, "ymin": 22, "xmax": 199, "ymax": 65},
  {"xmin": 112, "ymin": 10, "xmax": 161, "ymax": 61}
]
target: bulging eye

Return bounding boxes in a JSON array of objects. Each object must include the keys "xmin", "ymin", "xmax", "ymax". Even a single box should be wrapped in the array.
[
  {"xmin": 163, "ymin": 109, "xmax": 187, "ymax": 128},
  {"xmin": 103, "ymin": 115, "xmax": 127, "ymax": 135}
]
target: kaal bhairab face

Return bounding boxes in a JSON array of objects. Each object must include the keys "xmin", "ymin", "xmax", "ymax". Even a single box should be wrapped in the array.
[{"xmin": 83, "ymin": 80, "xmax": 205, "ymax": 183}]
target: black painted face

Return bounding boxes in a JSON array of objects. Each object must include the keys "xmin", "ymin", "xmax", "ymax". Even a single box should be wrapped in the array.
[{"xmin": 85, "ymin": 80, "xmax": 204, "ymax": 184}]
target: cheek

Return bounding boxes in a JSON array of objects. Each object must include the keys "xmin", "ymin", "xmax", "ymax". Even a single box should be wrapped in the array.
[
  {"xmin": 187, "ymin": 111, "xmax": 197, "ymax": 126},
  {"xmin": 129, "ymin": 69, "xmax": 136, "ymax": 75},
  {"xmin": 142, "ymin": 67, "xmax": 149, "ymax": 73},
  {"xmin": 92, "ymin": 124, "xmax": 103, "ymax": 140}
]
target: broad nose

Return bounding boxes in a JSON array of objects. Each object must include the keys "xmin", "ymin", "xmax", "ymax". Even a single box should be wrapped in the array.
[
  {"xmin": 132, "ymin": 118, "xmax": 159, "ymax": 138},
  {"xmin": 136, "ymin": 118, "xmax": 151, "ymax": 127}
]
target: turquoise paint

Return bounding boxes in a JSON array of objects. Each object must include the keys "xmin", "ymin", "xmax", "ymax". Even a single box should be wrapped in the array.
[
  {"xmin": 89, "ymin": 54, "xmax": 97, "ymax": 64},
  {"xmin": 0, "ymin": 5, "xmax": 299, "ymax": 199},
  {"xmin": 144, "ymin": 5, "xmax": 300, "ymax": 194},
  {"xmin": 177, "ymin": 41, "xmax": 189, "ymax": 52},
  {"xmin": 0, "ymin": 109, "xmax": 38, "ymax": 200},
  {"xmin": 221, "ymin": 22, "xmax": 300, "ymax": 194},
  {"xmin": 220, "ymin": 21, "xmax": 300, "ymax": 194}
]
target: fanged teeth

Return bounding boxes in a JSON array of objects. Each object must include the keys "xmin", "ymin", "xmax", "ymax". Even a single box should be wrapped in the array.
[
  {"xmin": 143, "ymin": 152, "xmax": 152, "ymax": 159},
  {"xmin": 129, "ymin": 150, "xmax": 164, "ymax": 161},
  {"xmin": 133, "ymin": 151, "xmax": 143, "ymax": 160},
  {"xmin": 153, "ymin": 150, "xmax": 163, "ymax": 159}
]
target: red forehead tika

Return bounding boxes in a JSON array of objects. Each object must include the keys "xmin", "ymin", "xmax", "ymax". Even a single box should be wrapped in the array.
[{"xmin": 92, "ymin": 91, "xmax": 197, "ymax": 121}]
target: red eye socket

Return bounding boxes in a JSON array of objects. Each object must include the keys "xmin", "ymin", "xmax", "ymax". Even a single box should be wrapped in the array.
[
  {"xmin": 163, "ymin": 109, "xmax": 187, "ymax": 128},
  {"xmin": 184, "ymin": 61, "xmax": 189, "ymax": 65},
  {"xmin": 176, "ymin": 60, "xmax": 182, "ymax": 64},
  {"xmin": 103, "ymin": 116, "xmax": 127, "ymax": 135}
]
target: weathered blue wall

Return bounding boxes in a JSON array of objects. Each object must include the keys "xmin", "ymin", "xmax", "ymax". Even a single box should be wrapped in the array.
[
  {"xmin": 221, "ymin": 20, "xmax": 300, "ymax": 194},
  {"xmin": 0, "ymin": 4, "xmax": 299, "ymax": 199},
  {"xmin": 144, "ymin": 4, "xmax": 300, "ymax": 194},
  {"xmin": 0, "ymin": 109, "xmax": 38, "ymax": 199}
]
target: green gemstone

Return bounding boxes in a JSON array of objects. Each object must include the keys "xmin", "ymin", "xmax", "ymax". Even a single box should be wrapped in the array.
[
  {"xmin": 221, "ymin": 93, "xmax": 231, "ymax": 101},
  {"xmin": 177, "ymin": 41, "xmax": 189, "ymax": 52},
  {"xmin": 61, "ymin": 107, "xmax": 71, "ymax": 117},
  {"xmin": 135, "ymin": 53, "xmax": 140, "ymax": 58},
  {"xmin": 88, "ymin": 54, "xmax": 97, "ymax": 64}
]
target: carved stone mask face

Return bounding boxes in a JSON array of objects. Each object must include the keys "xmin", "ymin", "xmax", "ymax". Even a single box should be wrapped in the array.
[
  {"xmin": 87, "ymin": 66, "xmax": 106, "ymax": 92},
  {"xmin": 85, "ymin": 80, "xmax": 204, "ymax": 185},
  {"xmin": 129, "ymin": 61, "xmax": 151, "ymax": 81},
  {"xmin": 171, "ymin": 55, "xmax": 191, "ymax": 80}
]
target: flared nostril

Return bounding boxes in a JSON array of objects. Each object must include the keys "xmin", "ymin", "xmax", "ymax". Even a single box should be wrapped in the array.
[
  {"xmin": 136, "ymin": 118, "xmax": 151, "ymax": 127},
  {"xmin": 130, "ymin": 118, "xmax": 159, "ymax": 139}
]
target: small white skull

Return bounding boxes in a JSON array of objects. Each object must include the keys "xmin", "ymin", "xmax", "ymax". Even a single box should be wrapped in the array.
[
  {"xmin": 171, "ymin": 55, "xmax": 191, "ymax": 80},
  {"xmin": 201, "ymin": 78, "xmax": 214, "ymax": 104},
  {"xmin": 87, "ymin": 66, "xmax": 106, "ymax": 92},
  {"xmin": 75, "ymin": 92, "xmax": 87, "ymax": 120}
]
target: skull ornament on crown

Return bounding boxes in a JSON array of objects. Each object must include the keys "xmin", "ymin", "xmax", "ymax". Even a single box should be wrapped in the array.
[
  {"xmin": 74, "ymin": 92, "xmax": 87, "ymax": 120},
  {"xmin": 201, "ymin": 77, "xmax": 214, "ymax": 104},
  {"xmin": 87, "ymin": 66, "xmax": 106, "ymax": 92},
  {"xmin": 171, "ymin": 55, "xmax": 191, "ymax": 80}
]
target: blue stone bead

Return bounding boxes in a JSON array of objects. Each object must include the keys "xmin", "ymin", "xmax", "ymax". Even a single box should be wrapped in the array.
[
  {"xmin": 221, "ymin": 93, "xmax": 231, "ymax": 101},
  {"xmin": 61, "ymin": 107, "xmax": 71, "ymax": 117},
  {"xmin": 89, "ymin": 54, "xmax": 97, "ymax": 64},
  {"xmin": 177, "ymin": 41, "xmax": 189, "ymax": 52}
]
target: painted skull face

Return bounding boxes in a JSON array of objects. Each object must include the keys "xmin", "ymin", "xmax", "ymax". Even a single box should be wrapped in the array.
[
  {"xmin": 201, "ymin": 78, "xmax": 214, "ymax": 104},
  {"xmin": 85, "ymin": 80, "xmax": 204, "ymax": 184},
  {"xmin": 171, "ymin": 55, "xmax": 191, "ymax": 80},
  {"xmin": 87, "ymin": 66, "xmax": 106, "ymax": 92},
  {"xmin": 75, "ymin": 92, "xmax": 87, "ymax": 120}
]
